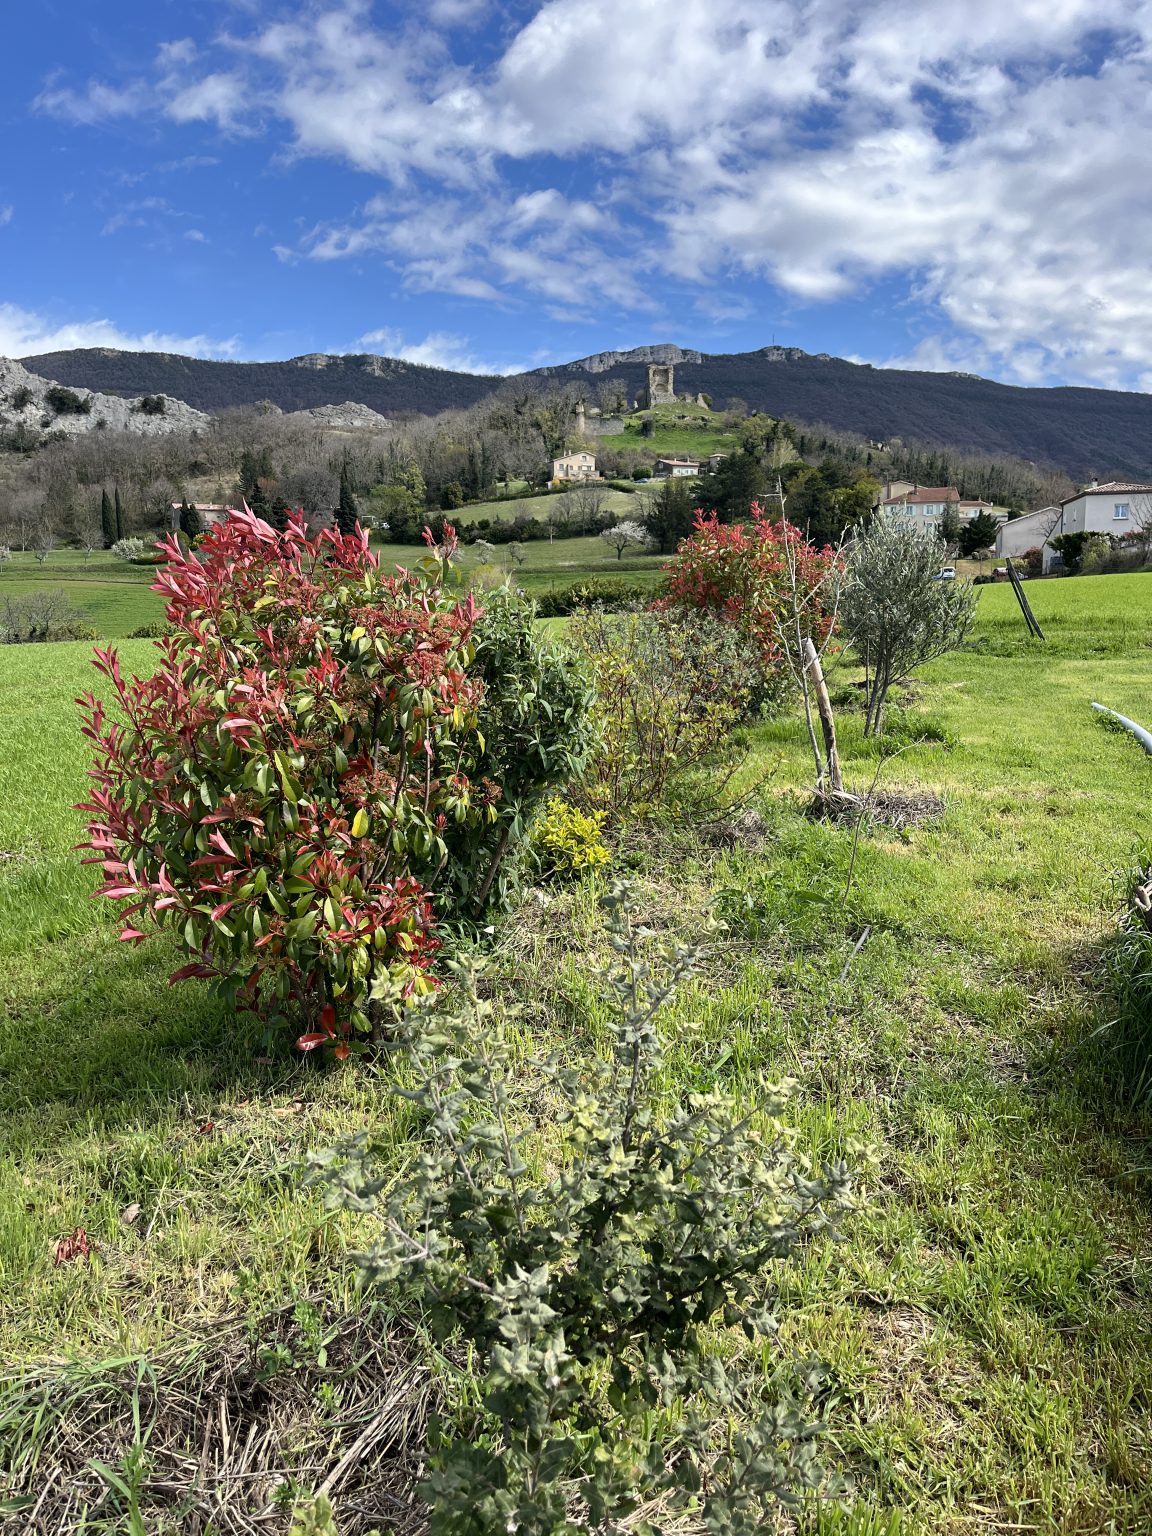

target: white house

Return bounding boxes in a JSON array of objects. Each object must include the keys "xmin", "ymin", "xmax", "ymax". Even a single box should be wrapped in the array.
[
  {"xmin": 654, "ymin": 457, "xmax": 702, "ymax": 478},
  {"xmin": 1055, "ymin": 481, "xmax": 1152, "ymax": 538},
  {"xmin": 1011, "ymin": 482, "xmax": 1152, "ymax": 571},
  {"xmin": 995, "ymin": 507, "xmax": 1061, "ymax": 566},
  {"xmin": 552, "ymin": 450, "xmax": 598, "ymax": 482}
]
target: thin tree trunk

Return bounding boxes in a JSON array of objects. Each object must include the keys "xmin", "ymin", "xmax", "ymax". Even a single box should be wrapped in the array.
[{"xmin": 802, "ymin": 638, "xmax": 843, "ymax": 793}]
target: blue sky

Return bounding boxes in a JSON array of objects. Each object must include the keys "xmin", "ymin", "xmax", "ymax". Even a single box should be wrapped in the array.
[{"xmin": 4, "ymin": 1, "xmax": 1151, "ymax": 387}]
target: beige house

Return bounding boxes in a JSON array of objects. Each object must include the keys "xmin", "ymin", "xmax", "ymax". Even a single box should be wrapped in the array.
[
  {"xmin": 654, "ymin": 457, "xmax": 702, "ymax": 478},
  {"xmin": 169, "ymin": 502, "xmax": 233, "ymax": 530},
  {"xmin": 551, "ymin": 450, "xmax": 598, "ymax": 482},
  {"xmin": 880, "ymin": 485, "xmax": 961, "ymax": 526}
]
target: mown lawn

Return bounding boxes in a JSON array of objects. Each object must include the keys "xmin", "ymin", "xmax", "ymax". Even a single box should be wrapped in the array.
[
  {"xmin": 1, "ymin": 574, "xmax": 1151, "ymax": 1532},
  {"xmin": 1, "ymin": 534, "xmax": 669, "ymax": 638}
]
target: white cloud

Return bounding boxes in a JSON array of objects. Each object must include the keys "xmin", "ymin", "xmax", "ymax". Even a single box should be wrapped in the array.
[
  {"xmin": 357, "ymin": 327, "xmax": 520, "ymax": 374},
  {"xmin": 32, "ymin": 0, "xmax": 1152, "ymax": 386},
  {"xmin": 0, "ymin": 206, "xmax": 12, "ymax": 227},
  {"xmin": 0, "ymin": 303, "xmax": 239, "ymax": 359},
  {"xmin": 185, "ymin": 228, "xmax": 208, "ymax": 242}
]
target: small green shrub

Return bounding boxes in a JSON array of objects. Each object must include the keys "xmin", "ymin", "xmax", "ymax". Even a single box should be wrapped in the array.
[
  {"xmin": 534, "ymin": 578, "xmax": 653, "ymax": 617},
  {"xmin": 532, "ymin": 796, "xmax": 609, "ymax": 878},
  {"xmin": 136, "ymin": 394, "xmax": 167, "ymax": 416},
  {"xmin": 128, "ymin": 621, "xmax": 171, "ymax": 639},
  {"xmin": 307, "ymin": 885, "xmax": 852, "ymax": 1535},
  {"xmin": 567, "ymin": 606, "xmax": 761, "ymax": 820},
  {"xmin": 439, "ymin": 585, "xmax": 597, "ymax": 920},
  {"xmin": 45, "ymin": 384, "xmax": 92, "ymax": 416}
]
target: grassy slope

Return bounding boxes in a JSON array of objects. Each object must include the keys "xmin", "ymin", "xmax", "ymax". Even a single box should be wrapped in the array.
[{"xmin": 2, "ymin": 577, "xmax": 1152, "ymax": 1531}]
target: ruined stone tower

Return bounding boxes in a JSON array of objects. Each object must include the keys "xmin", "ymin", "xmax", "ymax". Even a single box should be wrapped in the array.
[{"xmin": 640, "ymin": 363, "xmax": 676, "ymax": 409}]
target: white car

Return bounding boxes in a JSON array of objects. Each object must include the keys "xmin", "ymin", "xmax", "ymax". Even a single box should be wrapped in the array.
[{"xmin": 936, "ymin": 565, "xmax": 957, "ymax": 580}]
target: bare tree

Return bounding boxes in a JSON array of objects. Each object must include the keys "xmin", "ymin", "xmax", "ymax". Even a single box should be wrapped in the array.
[
  {"xmin": 77, "ymin": 513, "xmax": 104, "ymax": 561},
  {"xmin": 31, "ymin": 525, "xmax": 56, "ymax": 566},
  {"xmin": 1129, "ymin": 495, "xmax": 1152, "ymax": 563},
  {"xmin": 572, "ymin": 479, "xmax": 610, "ymax": 532},
  {"xmin": 7, "ymin": 489, "xmax": 44, "ymax": 551}
]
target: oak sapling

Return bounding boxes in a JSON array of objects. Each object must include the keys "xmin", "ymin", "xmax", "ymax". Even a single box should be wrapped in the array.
[{"xmin": 307, "ymin": 884, "xmax": 853, "ymax": 1535}]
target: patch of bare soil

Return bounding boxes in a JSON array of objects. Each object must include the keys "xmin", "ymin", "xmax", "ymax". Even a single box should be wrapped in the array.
[{"xmin": 0, "ymin": 1302, "xmax": 434, "ymax": 1535}]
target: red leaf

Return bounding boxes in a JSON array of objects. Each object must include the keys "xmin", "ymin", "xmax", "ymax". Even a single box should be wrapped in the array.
[
  {"xmin": 168, "ymin": 963, "xmax": 215, "ymax": 983},
  {"xmin": 333, "ymin": 1042, "xmax": 350, "ymax": 1061},
  {"xmin": 54, "ymin": 1227, "xmax": 92, "ymax": 1266},
  {"xmin": 119, "ymin": 927, "xmax": 148, "ymax": 943},
  {"xmin": 296, "ymin": 1032, "xmax": 328, "ymax": 1052},
  {"xmin": 320, "ymin": 1004, "xmax": 336, "ymax": 1035}
]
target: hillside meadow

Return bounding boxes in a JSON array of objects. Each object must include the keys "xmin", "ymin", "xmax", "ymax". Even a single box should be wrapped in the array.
[{"xmin": 1, "ymin": 571, "xmax": 1152, "ymax": 1531}]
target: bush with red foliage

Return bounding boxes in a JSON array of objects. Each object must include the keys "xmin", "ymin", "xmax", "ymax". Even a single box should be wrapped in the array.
[
  {"xmin": 78, "ymin": 510, "xmax": 486, "ymax": 1054},
  {"xmin": 663, "ymin": 503, "xmax": 839, "ymax": 677}
]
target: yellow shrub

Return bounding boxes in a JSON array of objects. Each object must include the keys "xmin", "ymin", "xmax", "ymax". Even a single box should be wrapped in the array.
[{"xmin": 533, "ymin": 797, "xmax": 610, "ymax": 878}]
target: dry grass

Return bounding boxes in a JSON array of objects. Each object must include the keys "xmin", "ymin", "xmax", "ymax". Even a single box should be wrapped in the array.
[{"xmin": 0, "ymin": 1302, "xmax": 436, "ymax": 1535}]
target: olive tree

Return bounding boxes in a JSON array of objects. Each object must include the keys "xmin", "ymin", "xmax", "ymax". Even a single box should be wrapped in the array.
[{"xmin": 841, "ymin": 513, "xmax": 977, "ymax": 735}]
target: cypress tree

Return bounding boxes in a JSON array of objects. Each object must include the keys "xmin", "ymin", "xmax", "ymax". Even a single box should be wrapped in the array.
[
  {"xmin": 100, "ymin": 488, "xmax": 115, "ymax": 548},
  {"xmin": 336, "ymin": 465, "xmax": 359, "ymax": 535},
  {"xmin": 179, "ymin": 499, "xmax": 202, "ymax": 539},
  {"xmin": 114, "ymin": 487, "xmax": 124, "ymax": 542}
]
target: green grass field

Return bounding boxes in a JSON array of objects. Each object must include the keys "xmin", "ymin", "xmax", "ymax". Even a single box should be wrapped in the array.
[
  {"xmin": 2, "ymin": 573, "xmax": 1152, "ymax": 1531},
  {"xmin": 1, "ymin": 535, "xmax": 669, "ymax": 637}
]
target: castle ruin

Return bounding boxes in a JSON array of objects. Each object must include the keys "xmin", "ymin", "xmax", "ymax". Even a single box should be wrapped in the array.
[{"xmin": 640, "ymin": 363, "xmax": 677, "ymax": 409}]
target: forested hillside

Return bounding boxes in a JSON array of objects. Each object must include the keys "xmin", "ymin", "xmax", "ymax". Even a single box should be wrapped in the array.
[
  {"xmin": 21, "ymin": 349, "xmax": 499, "ymax": 417},
  {"xmin": 22, "ymin": 343, "xmax": 1152, "ymax": 479}
]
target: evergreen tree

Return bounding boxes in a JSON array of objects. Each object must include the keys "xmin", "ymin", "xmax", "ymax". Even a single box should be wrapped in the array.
[
  {"xmin": 958, "ymin": 510, "xmax": 999, "ymax": 558},
  {"xmin": 642, "ymin": 477, "xmax": 697, "ymax": 553},
  {"xmin": 248, "ymin": 477, "xmax": 270, "ymax": 523},
  {"xmin": 114, "ymin": 487, "xmax": 124, "ymax": 542},
  {"xmin": 336, "ymin": 465, "xmax": 359, "ymax": 535},
  {"xmin": 703, "ymin": 450, "xmax": 770, "ymax": 522},
  {"xmin": 267, "ymin": 497, "xmax": 290, "ymax": 534},
  {"xmin": 100, "ymin": 488, "xmax": 115, "ymax": 549},
  {"xmin": 179, "ymin": 499, "xmax": 202, "ymax": 539}
]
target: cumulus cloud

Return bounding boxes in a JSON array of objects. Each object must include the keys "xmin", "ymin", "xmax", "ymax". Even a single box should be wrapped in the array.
[
  {"xmin": 32, "ymin": 0, "xmax": 1152, "ymax": 385},
  {"xmin": 0, "ymin": 303, "xmax": 239, "ymax": 359},
  {"xmin": 358, "ymin": 327, "xmax": 517, "ymax": 373},
  {"xmin": 0, "ymin": 206, "xmax": 12, "ymax": 227}
]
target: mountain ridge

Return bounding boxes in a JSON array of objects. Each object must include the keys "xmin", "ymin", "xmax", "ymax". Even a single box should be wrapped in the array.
[{"xmin": 18, "ymin": 343, "xmax": 1152, "ymax": 478}]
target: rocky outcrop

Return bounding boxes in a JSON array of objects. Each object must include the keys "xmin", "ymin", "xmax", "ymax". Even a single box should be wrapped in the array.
[
  {"xmin": 545, "ymin": 344, "xmax": 707, "ymax": 375},
  {"xmin": 0, "ymin": 356, "xmax": 209, "ymax": 439},
  {"xmin": 287, "ymin": 401, "xmax": 394, "ymax": 430}
]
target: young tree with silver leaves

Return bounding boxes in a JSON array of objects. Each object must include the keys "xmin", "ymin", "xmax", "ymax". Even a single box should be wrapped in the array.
[{"xmin": 842, "ymin": 513, "xmax": 977, "ymax": 736}]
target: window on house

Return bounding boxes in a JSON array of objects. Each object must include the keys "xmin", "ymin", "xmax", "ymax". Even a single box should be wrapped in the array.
[{"xmin": 1114, "ymin": 503, "xmax": 1131, "ymax": 520}]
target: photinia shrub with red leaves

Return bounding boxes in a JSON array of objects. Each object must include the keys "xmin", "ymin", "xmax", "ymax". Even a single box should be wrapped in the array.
[
  {"xmin": 78, "ymin": 510, "xmax": 487, "ymax": 1054},
  {"xmin": 663, "ymin": 503, "xmax": 840, "ymax": 702}
]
